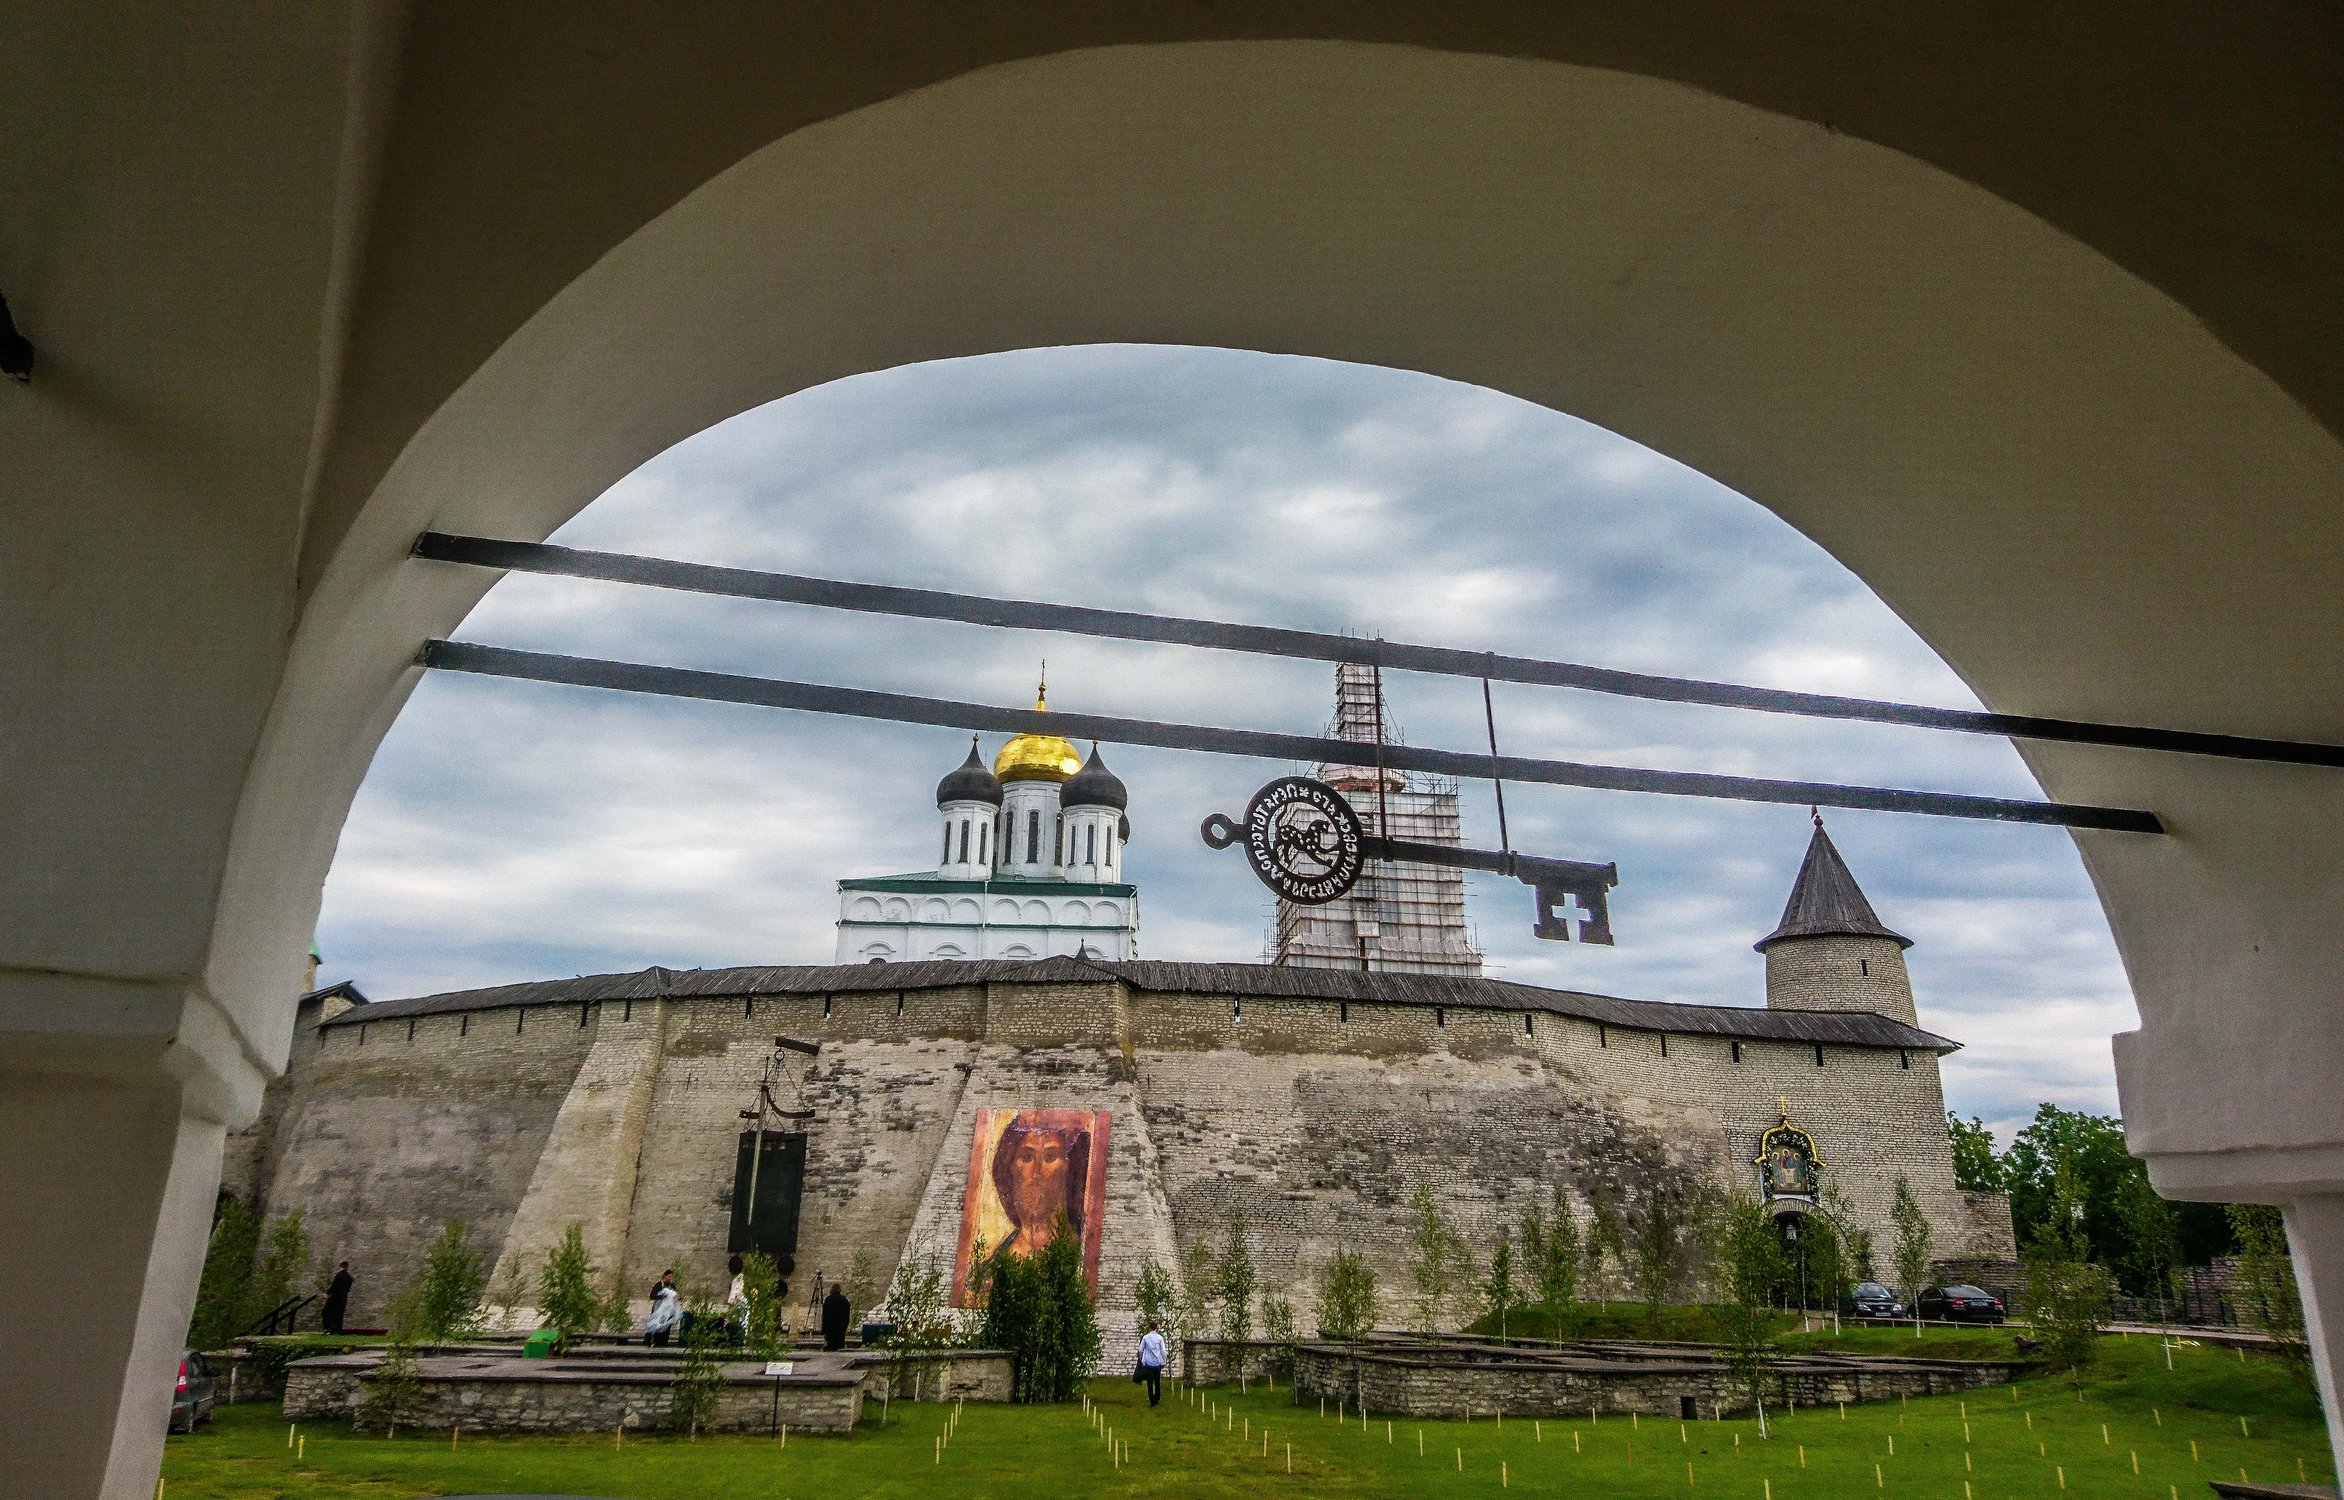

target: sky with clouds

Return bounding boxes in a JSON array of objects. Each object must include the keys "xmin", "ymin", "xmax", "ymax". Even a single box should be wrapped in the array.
[{"xmin": 318, "ymin": 345, "xmax": 2136, "ymax": 1141}]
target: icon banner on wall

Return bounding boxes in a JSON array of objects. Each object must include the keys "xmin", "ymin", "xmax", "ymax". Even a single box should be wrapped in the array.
[{"xmin": 951, "ymin": 1107, "xmax": 1111, "ymax": 1306}]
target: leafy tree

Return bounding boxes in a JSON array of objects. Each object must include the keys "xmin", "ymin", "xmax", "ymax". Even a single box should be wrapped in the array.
[
  {"xmin": 1712, "ymin": 1195, "xmax": 1789, "ymax": 1430},
  {"xmin": 741, "ymin": 1250, "xmax": 786, "ymax": 1360},
  {"xmin": 188, "ymin": 1195, "xmax": 262, "ymax": 1349},
  {"xmin": 1314, "ymin": 1249, "xmax": 1377, "ymax": 1343},
  {"xmin": 599, "ymin": 1277, "xmax": 634, "ymax": 1335},
  {"xmin": 884, "ymin": 1245, "xmax": 958, "ymax": 1401},
  {"xmin": 1889, "ymin": 1175, "xmax": 1933, "ymax": 1334},
  {"xmin": 1947, "ymin": 1112, "xmax": 2004, "ymax": 1191},
  {"xmin": 1260, "ymin": 1289, "xmax": 1298, "ymax": 1380},
  {"xmin": 2023, "ymin": 1160, "xmax": 2112, "ymax": 1381},
  {"xmin": 1408, "ymin": 1183, "xmax": 1457, "ymax": 1332},
  {"xmin": 1519, "ymin": 1201, "xmax": 1548, "ymax": 1302},
  {"xmin": 2114, "ymin": 1171, "xmax": 2182, "ymax": 1311},
  {"xmin": 1540, "ymin": 1187, "xmax": 1581, "ymax": 1309},
  {"xmin": 976, "ymin": 1215, "xmax": 1101, "ymax": 1402},
  {"xmin": 537, "ymin": 1225, "xmax": 603, "ymax": 1350},
  {"xmin": 844, "ymin": 1248, "xmax": 880, "ymax": 1312},
  {"xmin": 2000, "ymin": 1104, "xmax": 2231, "ymax": 1272},
  {"xmin": 2227, "ymin": 1204, "xmax": 2311, "ymax": 1385},
  {"xmin": 668, "ymin": 1287, "xmax": 728, "ymax": 1435},
  {"xmin": 1793, "ymin": 1209, "xmax": 1847, "ymax": 1315},
  {"xmin": 248, "ymin": 1212, "xmax": 312, "ymax": 1333},
  {"xmin": 1629, "ymin": 1181, "xmax": 1697, "ymax": 1325},
  {"xmin": 1216, "ymin": 1215, "xmax": 1258, "ymax": 1378},
  {"xmin": 1821, "ymin": 1182, "xmax": 1875, "ymax": 1284},
  {"xmin": 1217, "ymin": 1215, "xmax": 1257, "ymax": 1344},
  {"xmin": 361, "ymin": 1286, "xmax": 427, "ymax": 1436},
  {"xmin": 1483, "ymin": 1227, "xmax": 1520, "ymax": 1336},
  {"xmin": 1134, "ymin": 1257, "xmax": 1178, "ymax": 1348},
  {"xmin": 484, "ymin": 1258, "xmax": 532, "ymax": 1331},
  {"xmin": 413, "ymin": 1221, "xmax": 487, "ymax": 1340},
  {"xmin": 1584, "ymin": 1182, "xmax": 1627, "ymax": 1309},
  {"xmin": 1177, "ymin": 1235, "xmax": 1217, "ymax": 1375}
]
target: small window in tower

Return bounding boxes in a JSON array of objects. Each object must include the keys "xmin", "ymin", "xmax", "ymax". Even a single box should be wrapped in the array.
[
  {"xmin": 1598, "ymin": 1024, "xmax": 1608, "ymax": 1048},
  {"xmin": 1028, "ymin": 809, "xmax": 1040, "ymax": 862},
  {"xmin": 897, "ymin": 991, "xmax": 906, "ymax": 1018},
  {"xmin": 1899, "ymin": 1048, "xmax": 1910, "ymax": 1070},
  {"xmin": 743, "ymin": 997, "xmax": 754, "ymax": 1019},
  {"xmin": 1435, "ymin": 1007, "xmax": 1446, "ymax": 1028},
  {"xmin": 408, "ymin": 1018, "xmax": 416, "ymax": 1042},
  {"xmin": 979, "ymin": 823, "xmax": 988, "ymax": 863},
  {"xmin": 959, "ymin": 821, "xmax": 970, "ymax": 864},
  {"xmin": 460, "ymin": 1012, "xmax": 470, "ymax": 1037},
  {"xmin": 581, "ymin": 1003, "xmax": 592, "ymax": 1027},
  {"xmin": 1730, "ymin": 1039, "xmax": 1741, "ymax": 1063},
  {"xmin": 1086, "ymin": 824, "xmax": 1097, "ymax": 865},
  {"xmin": 823, "ymin": 996, "xmax": 833, "ymax": 1020},
  {"xmin": 944, "ymin": 825, "xmax": 952, "ymax": 862},
  {"xmin": 1232, "ymin": 997, "xmax": 1242, "ymax": 1023},
  {"xmin": 1339, "ymin": 1000, "xmax": 1349, "ymax": 1023},
  {"xmin": 358, "ymin": 1023, "xmax": 366, "ymax": 1045},
  {"xmin": 1860, "ymin": 958, "xmax": 1870, "ymax": 976},
  {"xmin": 1524, "ymin": 1014, "xmax": 1534, "ymax": 1036},
  {"xmin": 1813, "ymin": 1043, "xmax": 1825, "ymax": 1067},
  {"xmin": 622, "ymin": 999, "xmax": 631, "ymax": 1023},
  {"xmin": 1659, "ymin": 1032, "xmax": 1669, "ymax": 1057},
  {"xmin": 516, "ymin": 1009, "xmax": 525, "ymax": 1034}
]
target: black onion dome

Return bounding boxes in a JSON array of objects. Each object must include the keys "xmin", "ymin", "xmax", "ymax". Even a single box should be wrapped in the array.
[
  {"xmin": 1061, "ymin": 744, "xmax": 1129, "ymax": 811},
  {"xmin": 935, "ymin": 739, "xmax": 1004, "ymax": 807}
]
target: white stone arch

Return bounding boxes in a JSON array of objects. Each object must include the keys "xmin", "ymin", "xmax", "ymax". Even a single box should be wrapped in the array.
[
  {"xmin": 990, "ymin": 898, "xmax": 1021, "ymax": 923},
  {"xmin": 919, "ymin": 897, "xmax": 950, "ymax": 922},
  {"xmin": 1062, "ymin": 899, "xmax": 1091, "ymax": 922},
  {"xmin": 1020, "ymin": 900, "xmax": 1052, "ymax": 924},
  {"xmin": 1001, "ymin": 943, "xmax": 1036, "ymax": 960},
  {"xmin": 36, "ymin": 37, "xmax": 2344, "ymax": 1490},
  {"xmin": 849, "ymin": 897, "xmax": 883, "ymax": 921},
  {"xmin": 860, "ymin": 942, "xmax": 895, "ymax": 962},
  {"xmin": 1094, "ymin": 902, "xmax": 1123, "ymax": 924},
  {"xmin": 951, "ymin": 898, "xmax": 982, "ymax": 923},
  {"xmin": 881, "ymin": 897, "xmax": 912, "ymax": 921}
]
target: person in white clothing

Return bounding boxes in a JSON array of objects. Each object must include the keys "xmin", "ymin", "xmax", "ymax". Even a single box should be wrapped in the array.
[
  {"xmin": 643, "ymin": 1276, "xmax": 681, "ymax": 1349},
  {"xmin": 1135, "ymin": 1320, "xmax": 1168, "ymax": 1407}
]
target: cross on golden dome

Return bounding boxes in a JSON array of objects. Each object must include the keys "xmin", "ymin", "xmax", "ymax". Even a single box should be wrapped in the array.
[{"xmin": 992, "ymin": 667, "xmax": 1082, "ymax": 783}]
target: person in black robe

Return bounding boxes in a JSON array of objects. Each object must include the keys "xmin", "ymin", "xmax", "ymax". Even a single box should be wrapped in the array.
[
  {"xmin": 320, "ymin": 1262, "xmax": 353, "ymax": 1334},
  {"xmin": 820, "ymin": 1282, "xmax": 851, "ymax": 1351}
]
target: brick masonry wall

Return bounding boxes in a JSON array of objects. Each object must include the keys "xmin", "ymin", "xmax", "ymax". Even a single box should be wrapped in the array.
[
  {"xmin": 1765, "ymin": 935, "xmax": 1916, "ymax": 1024},
  {"xmin": 245, "ymin": 975, "xmax": 2001, "ymax": 1341}
]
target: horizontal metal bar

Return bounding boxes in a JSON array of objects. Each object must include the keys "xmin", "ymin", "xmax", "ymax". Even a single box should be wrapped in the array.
[
  {"xmin": 418, "ymin": 639, "xmax": 2165, "ymax": 833},
  {"xmin": 416, "ymin": 532, "xmax": 2344, "ymax": 769},
  {"xmin": 1364, "ymin": 835, "xmax": 1619, "ymax": 890}
]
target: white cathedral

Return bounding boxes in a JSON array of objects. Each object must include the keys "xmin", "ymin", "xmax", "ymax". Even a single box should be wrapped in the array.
[{"xmin": 834, "ymin": 683, "xmax": 1141, "ymax": 962}]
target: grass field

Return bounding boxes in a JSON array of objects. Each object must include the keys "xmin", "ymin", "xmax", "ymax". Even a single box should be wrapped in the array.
[{"xmin": 161, "ymin": 1333, "xmax": 2331, "ymax": 1498}]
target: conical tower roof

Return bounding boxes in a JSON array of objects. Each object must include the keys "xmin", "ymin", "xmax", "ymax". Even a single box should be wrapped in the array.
[{"xmin": 1754, "ymin": 821, "xmax": 1911, "ymax": 952}]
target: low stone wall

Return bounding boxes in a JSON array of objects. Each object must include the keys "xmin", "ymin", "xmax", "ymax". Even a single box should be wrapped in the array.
[
  {"xmin": 1283, "ymin": 1338, "xmax": 2026, "ymax": 1420},
  {"xmin": 283, "ymin": 1346, "xmax": 1015, "ymax": 1434},
  {"xmin": 1179, "ymin": 1338, "xmax": 1292, "ymax": 1385}
]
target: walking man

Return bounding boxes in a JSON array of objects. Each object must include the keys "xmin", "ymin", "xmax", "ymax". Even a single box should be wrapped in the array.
[
  {"xmin": 1136, "ymin": 1319, "xmax": 1167, "ymax": 1407},
  {"xmin": 320, "ymin": 1262, "xmax": 353, "ymax": 1335}
]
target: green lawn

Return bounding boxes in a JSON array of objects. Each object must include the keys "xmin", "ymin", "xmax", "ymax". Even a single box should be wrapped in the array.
[{"xmin": 163, "ymin": 1335, "xmax": 2331, "ymax": 1498}]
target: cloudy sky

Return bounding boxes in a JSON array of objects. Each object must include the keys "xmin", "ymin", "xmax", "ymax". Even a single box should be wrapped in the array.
[{"xmin": 318, "ymin": 345, "xmax": 2135, "ymax": 1140}]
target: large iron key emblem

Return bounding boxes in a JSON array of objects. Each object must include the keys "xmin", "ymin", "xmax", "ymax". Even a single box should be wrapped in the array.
[
  {"xmin": 1202, "ymin": 775, "xmax": 1621, "ymax": 942},
  {"xmin": 1200, "ymin": 776, "xmax": 1366, "ymax": 904}
]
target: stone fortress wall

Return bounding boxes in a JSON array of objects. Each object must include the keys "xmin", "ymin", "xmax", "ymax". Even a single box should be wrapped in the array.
[{"xmin": 228, "ymin": 957, "xmax": 2013, "ymax": 1356}]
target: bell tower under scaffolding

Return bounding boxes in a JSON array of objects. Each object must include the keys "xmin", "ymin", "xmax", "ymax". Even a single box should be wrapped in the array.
[{"xmin": 1272, "ymin": 663, "xmax": 1484, "ymax": 975}]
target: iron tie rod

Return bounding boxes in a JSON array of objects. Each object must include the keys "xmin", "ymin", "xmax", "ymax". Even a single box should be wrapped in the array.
[
  {"xmin": 416, "ymin": 639, "xmax": 2165, "ymax": 833},
  {"xmin": 415, "ymin": 532, "xmax": 2344, "ymax": 770}
]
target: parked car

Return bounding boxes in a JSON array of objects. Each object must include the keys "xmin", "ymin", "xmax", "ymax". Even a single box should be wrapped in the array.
[
  {"xmin": 169, "ymin": 1350, "xmax": 217, "ymax": 1433},
  {"xmin": 1849, "ymin": 1281, "xmax": 1906, "ymax": 1318},
  {"xmin": 1917, "ymin": 1284, "xmax": 2007, "ymax": 1324}
]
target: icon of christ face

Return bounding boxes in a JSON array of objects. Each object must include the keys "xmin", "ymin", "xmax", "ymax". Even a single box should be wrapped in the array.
[{"xmin": 993, "ymin": 1120, "xmax": 1087, "ymax": 1257}]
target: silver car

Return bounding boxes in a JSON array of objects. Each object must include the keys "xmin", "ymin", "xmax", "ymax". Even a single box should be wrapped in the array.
[{"xmin": 169, "ymin": 1350, "xmax": 217, "ymax": 1433}]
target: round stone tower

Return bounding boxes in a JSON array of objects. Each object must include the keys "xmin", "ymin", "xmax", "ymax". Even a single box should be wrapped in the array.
[{"xmin": 1756, "ymin": 820, "xmax": 1917, "ymax": 1025}]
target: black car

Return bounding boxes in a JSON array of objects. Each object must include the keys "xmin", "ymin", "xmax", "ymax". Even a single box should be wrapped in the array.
[
  {"xmin": 1849, "ymin": 1281, "xmax": 1905, "ymax": 1319},
  {"xmin": 169, "ymin": 1350, "xmax": 217, "ymax": 1433},
  {"xmin": 1917, "ymin": 1284, "xmax": 2006, "ymax": 1324}
]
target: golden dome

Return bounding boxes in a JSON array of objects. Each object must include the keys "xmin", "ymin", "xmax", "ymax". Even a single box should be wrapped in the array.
[{"xmin": 993, "ymin": 680, "xmax": 1082, "ymax": 783}]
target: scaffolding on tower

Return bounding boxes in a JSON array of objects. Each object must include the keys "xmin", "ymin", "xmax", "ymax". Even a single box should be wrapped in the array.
[{"xmin": 1272, "ymin": 662, "xmax": 1484, "ymax": 975}]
